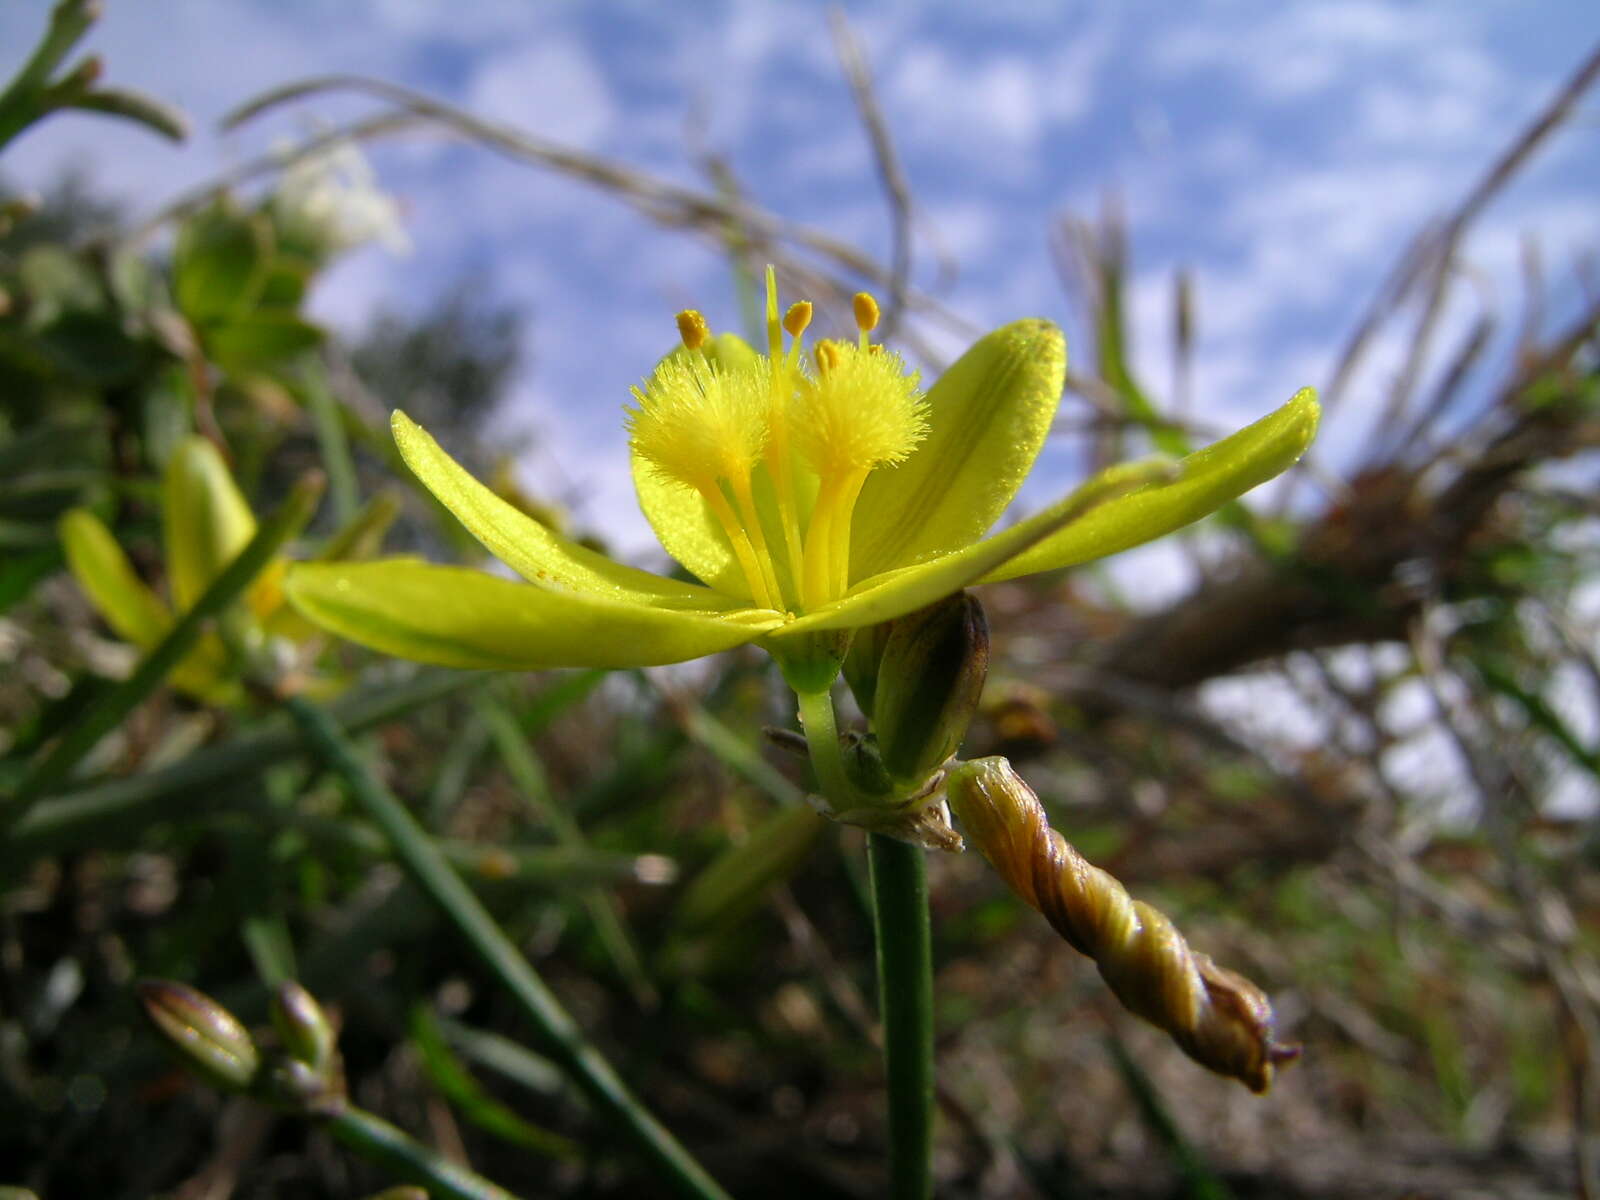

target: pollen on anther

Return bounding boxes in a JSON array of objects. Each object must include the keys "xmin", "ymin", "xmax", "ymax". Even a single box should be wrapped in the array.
[
  {"xmin": 676, "ymin": 309, "xmax": 710, "ymax": 350},
  {"xmin": 852, "ymin": 292, "xmax": 880, "ymax": 334},
  {"xmin": 783, "ymin": 301, "xmax": 813, "ymax": 339},
  {"xmin": 627, "ymin": 355, "xmax": 768, "ymax": 491},
  {"xmin": 796, "ymin": 340, "xmax": 926, "ymax": 473}
]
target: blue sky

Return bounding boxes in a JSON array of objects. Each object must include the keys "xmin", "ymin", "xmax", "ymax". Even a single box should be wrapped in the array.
[{"xmin": 3, "ymin": 0, "xmax": 1597, "ymax": 560}]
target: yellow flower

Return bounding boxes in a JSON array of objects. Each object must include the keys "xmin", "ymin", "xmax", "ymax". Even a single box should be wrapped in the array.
[
  {"xmin": 60, "ymin": 436, "xmax": 388, "ymax": 703},
  {"xmin": 285, "ymin": 270, "xmax": 1318, "ymax": 684},
  {"xmin": 60, "ymin": 437, "xmax": 292, "ymax": 703}
]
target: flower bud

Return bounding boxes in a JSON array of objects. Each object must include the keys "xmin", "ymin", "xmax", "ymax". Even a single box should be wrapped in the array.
[
  {"xmin": 270, "ymin": 980, "xmax": 336, "ymax": 1073},
  {"xmin": 841, "ymin": 619, "xmax": 892, "ymax": 719},
  {"xmin": 136, "ymin": 979, "xmax": 260, "ymax": 1092},
  {"xmin": 871, "ymin": 592, "xmax": 989, "ymax": 785}
]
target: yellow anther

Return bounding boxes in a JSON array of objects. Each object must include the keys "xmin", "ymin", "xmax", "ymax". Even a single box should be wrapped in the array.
[
  {"xmin": 814, "ymin": 340, "xmax": 843, "ymax": 376},
  {"xmin": 783, "ymin": 301, "xmax": 813, "ymax": 339},
  {"xmin": 852, "ymin": 292, "xmax": 880, "ymax": 334},
  {"xmin": 676, "ymin": 309, "xmax": 710, "ymax": 350}
]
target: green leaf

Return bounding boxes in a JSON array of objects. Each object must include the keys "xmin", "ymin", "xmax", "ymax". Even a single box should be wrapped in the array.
[
  {"xmin": 408, "ymin": 1004, "xmax": 580, "ymax": 1160},
  {"xmin": 255, "ymin": 250, "xmax": 315, "ymax": 308},
  {"xmin": 285, "ymin": 559, "xmax": 782, "ymax": 670},
  {"xmin": 981, "ymin": 387, "xmax": 1320, "ymax": 581},
  {"xmin": 850, "ymin": 318, "xmax": 1066, "ymax": 579},
  {"xmin": 673, "ymin": 804, "xmax": 826, "ymax": 934},
  {"xmin": 140, "ymin": 364, "xmax": 196, "ymax": 471},
  {"xmin": 0, "ymin": 547, "xmax": 58, "ymax": 614},
  {"xmin": 173, "ymin": 201, "xmax": 272, "ymax": 326},
  {"xmin": 393, "ymin": 410, "xmax": 740, "ymax": 611},
  {"xmin": 18, "ymin": 245, "xmax": 103, "ymax": 318},
  {"xmin": 162, "ymin": 436, "xmax": 257, "ymax": 612},
  {"xmin": 36, "ymin": 311, "xmax": 144, "ymax": 384},
  {"xmin": 203, "ymin": 310, "xmax": 323, "ymax": 371}
]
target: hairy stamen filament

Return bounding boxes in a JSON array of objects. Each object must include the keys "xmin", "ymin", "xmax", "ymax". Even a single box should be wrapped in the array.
[
  {"xmin": 800, "ymin": 466, "xmax": 869, "ymax": 609},
  {"xmin": 760, "ymin": 271, "xmax": 808, "ymax": 602},
  {"xmin": 726, "ymin": 470, "xmax": 784, "ymax": 609},
  {"xmin": 697, "ymin": 476, "xmax": 780, "ymax": 611}
]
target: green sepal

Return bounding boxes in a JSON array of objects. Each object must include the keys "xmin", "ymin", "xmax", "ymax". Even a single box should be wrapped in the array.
[{"xmin": 285, "ymin": 558, "xmax": 782, "ymax": 671}]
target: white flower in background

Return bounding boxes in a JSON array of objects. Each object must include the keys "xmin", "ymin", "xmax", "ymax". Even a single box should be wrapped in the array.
[{"xmin": 271, "ymin": 138, "xmax": 410, "ymax": 257}]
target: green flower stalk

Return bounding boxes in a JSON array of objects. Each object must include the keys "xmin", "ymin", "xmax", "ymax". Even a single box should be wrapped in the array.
[{"xmin": 285, "ymin": 269, "xmax": 1318, "ymax": 688}]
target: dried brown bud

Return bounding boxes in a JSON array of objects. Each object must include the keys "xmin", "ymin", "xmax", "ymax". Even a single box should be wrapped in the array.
[{"xmin": 946, "ymin": 757, "xmax": 1299, "ymax": 1092}]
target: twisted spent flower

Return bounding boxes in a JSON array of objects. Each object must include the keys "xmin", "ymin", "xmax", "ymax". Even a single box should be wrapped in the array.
[{"xmin": 946, "ymin": 756, "xmax": 1299, "ymax": 1092}]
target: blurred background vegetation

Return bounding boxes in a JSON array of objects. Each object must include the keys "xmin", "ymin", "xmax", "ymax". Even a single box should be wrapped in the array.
[{"xmin": 1, "ymin": 4, "xmax": 1597, "ymax": 1197}]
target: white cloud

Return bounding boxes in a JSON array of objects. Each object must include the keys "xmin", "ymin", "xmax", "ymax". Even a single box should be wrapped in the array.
[{"xmin": 466, "ymin": 37, "xmax": 615, "ymax": 148}]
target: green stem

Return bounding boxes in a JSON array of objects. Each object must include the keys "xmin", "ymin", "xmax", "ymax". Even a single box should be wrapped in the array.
[
  {"xmin": 3, "ymin": 472, "xmax": 323, "ymax": 825},
  {"xmin": 795, "ymin": 686, "xmax": 853, "ymax": 803},
  {"xmin": 868, "ymin": 832, "xmax": 934, "ymax": 1200},
  {"xmin": 476, "ymin": 691, "xmax": 658, "ymax": 1010},
  {"xmin": 298, "ymin": 356, "xmax": 360, "ymax": 524},
  {"xmin": 0, "ymin": 0, "xmax": 97, "ymax": 150},
  {"xmin": 325, "ymin": 1103, "xmax": 519, "ymax": 1200},
  {"xmin": 4, "ymin": 668, "xmax": 477, "ymax": 864},
  {"xmin": 283, "ymin": 695, "xmax": 731, "ymax": 1200},
  {"xmin": 796, "ymin": 686, "xmax": 934, "ymax": 1198}
]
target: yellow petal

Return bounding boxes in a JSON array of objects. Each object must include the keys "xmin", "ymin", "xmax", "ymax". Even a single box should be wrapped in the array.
[
  {"xmin": 164, "ymin": 436, "xmax": 257, "ymax": 612},
  {"xmin": 774, "ymin": 458, "xmax": 1158, "ymax": 639},
  {"xmin": 848, "ymin": 319, "xmax": 1065, "ymax": 580},
  {"xmin": 629, "ymin": 453, "xmax": 746, "ymax": 598},
  {"xmin": 285, "ymin": 559, "xmax": 784, "ymax": 671},
  {"xmin": 59, "ymin": 508, "xmax": 173, "ymax": 649},
  {"xmin": 981, "ymin": 388, "xmax": 1320, "ymax": 582},
  {"xmin": 393, "ymin": 411, "xmax": 741, "ymax": 611},
  {"xmin": 778, "ymin": 389, "xmax": 1318, "ymax": 637},
  {"xmin": 58, "ymin": 506, "xmax": 239, "ymax": 701}
]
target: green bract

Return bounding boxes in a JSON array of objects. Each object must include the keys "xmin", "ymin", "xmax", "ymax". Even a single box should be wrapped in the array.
[{"xmin": 286, "ymin": 287, "xmax": 1318, "ymax": 676}]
